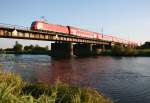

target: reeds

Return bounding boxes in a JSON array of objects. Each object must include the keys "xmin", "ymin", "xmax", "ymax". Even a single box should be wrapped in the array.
[{"xmin": 0, "ymin": 70, "xmax": 113, "ymax": 103}]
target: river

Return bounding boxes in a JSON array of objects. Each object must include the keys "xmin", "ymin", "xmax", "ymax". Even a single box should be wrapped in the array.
[{"xmin": 0, "ymin": 54, "xmax": 150, "ymax": 103}]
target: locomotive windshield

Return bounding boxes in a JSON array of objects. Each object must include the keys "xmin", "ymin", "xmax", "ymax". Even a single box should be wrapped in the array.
[
  {"xmin": 30, "ymin": 21, "xmax": 36, "ymax": 29},
  {"xmin": 31, "ymin": 21, "xmax": 36, "ymax": 26}
]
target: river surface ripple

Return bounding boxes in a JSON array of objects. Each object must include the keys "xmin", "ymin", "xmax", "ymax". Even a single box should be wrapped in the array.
[{"xmin": 0, "ymin": 54, "xmax": 150, "ymax": 103}]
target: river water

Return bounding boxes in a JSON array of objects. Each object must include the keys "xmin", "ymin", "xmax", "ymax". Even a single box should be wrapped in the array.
[{"xmin": 0, "ymin": 54, "xmax": 150, "ymax": 103}]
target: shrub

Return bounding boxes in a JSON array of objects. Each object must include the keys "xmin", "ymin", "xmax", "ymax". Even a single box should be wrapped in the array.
[{"xmin": 112, "ymin": 43, "xmax": 136, "ymax": 56}]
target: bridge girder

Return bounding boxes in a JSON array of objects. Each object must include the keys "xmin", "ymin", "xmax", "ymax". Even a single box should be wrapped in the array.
[{"xmin": 0, "ymin": 27, "xmax": 109, "ymax": 45}]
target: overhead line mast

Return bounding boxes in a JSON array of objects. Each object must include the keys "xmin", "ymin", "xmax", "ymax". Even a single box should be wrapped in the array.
[{"xmin": 101, "ymin": 24, "xmax": 103, "ymax": 40}]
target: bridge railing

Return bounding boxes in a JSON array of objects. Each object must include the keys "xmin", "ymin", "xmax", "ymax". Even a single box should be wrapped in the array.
[{"xmin": 0, "ymin": 23, "xmax": 30, "ymax": 31}]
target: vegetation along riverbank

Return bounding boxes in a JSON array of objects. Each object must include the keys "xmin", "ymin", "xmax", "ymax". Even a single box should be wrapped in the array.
[
  {"xmin": 0, "ymin": 70, "xmax": 113, "ymax": 103},
  {"xmin": 1, "ymin": 41, "xmax": 150, "ymax": 57},
  {"xmin": 100, "ymin": 41, "xmax": 150, "ymax": 57}
]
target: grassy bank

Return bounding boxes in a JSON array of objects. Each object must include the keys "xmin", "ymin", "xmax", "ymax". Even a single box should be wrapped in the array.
[
  {"xmin": 136, "ymin": 49, "xmax": 150, "ymax": 56},
  {"xmin": 0, "ymin": 70, "xmax": 113, "ymax": 103}
]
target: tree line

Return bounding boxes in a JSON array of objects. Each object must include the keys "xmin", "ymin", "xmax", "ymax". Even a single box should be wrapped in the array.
[
  {"xmin": 110, "ymin": 41, "xmax": 150, "ymax": 56},
  {"xmin": 0, "ymin": 41, "xmax": 50, "ymax": 54},
  {"xmin": 0, "ymin": 41, "xmax": 150, "ymax": 56}
]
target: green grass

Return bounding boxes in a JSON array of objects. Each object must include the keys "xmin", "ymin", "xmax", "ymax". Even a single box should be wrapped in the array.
[{"xmin": 0, "ymin": 70, "xmax": 113, "ymax": 103}]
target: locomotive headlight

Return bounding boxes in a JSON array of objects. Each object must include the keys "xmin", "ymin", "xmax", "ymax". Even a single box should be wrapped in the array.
[{"xmin": 37, "ymin": 23, "xmax": 43, "ymax": 30}]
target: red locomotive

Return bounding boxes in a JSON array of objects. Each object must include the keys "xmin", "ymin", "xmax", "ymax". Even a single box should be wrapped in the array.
[
  {"xmin": 31, "ymin": 21, "xmax": 69, "ymax": 34},
  {"xmin": 31, "ymin": 21, "xmax": 101, "ymax": 39},
  {"xmin": 31, "ymin": 21, "xmax": 137, "ymax": 45}
]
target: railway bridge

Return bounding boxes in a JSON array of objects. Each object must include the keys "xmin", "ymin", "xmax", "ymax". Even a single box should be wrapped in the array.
[{"xmin": 0, "ymin": 23, "xmax": 136, "ymax": 57}]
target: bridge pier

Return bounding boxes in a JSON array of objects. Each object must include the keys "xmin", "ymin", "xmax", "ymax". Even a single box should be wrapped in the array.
[
  {"xmin": 73, "ymin": 44, "xmax": 92, "ymax": 56},
  {"xmin": 51, "ymin": 42, "xmax": 73, "ymax": 57}
]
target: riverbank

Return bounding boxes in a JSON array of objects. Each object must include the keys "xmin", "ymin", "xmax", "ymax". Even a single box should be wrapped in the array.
[
  {"xmin": 100, "ymin": 49, "xmax": 150, "ymax": 57},
  {"xmin": 0, "ymin": 51, "xmax": 51, "ymax": 55},
  {"xmin": 0, "ymin": 70, "xmax": 113, "ymax": 103},
  {"xmin": 1, "ymin": 49, "xmax": 150, "ymax": 57}
]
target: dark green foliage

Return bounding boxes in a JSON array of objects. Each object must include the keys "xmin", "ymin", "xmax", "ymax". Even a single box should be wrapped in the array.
[
  {"xmin": 3, "ymin": 48, "xmax": 14, "ymax": 52},
  {"xmin": 123, "ymin": 46, "xmax": 137, "ymax": 56},
  {"xmin": 24, "ymin": 45, "xmax": 34, "ymax": 52},
  {"xmin": 32, "ymin": 45, "xmax": 49, "ymax": 53},
  {"xmin": 112, "ymin": 43, "xmax": 125, "ymax": 56},
  {"xmin": 2, "ymin": 41, "xmax": 50, "ymax": 54},
  {"xmin": 22, "ymin": 83, "xmax": 51, "ymax": 98},
  {"xmin": 111, "ymin": 43, "xmax": 136, "ymax": 56},
  {"xmin": 13, "ymin": 41, "xmax": 23, "ymax": 53},
  {"xmin": 139, "ymin": 41, "xmax": 150, "ymax": 49},
  {"xmin": 24, "ymin": 45, "xmax": 50, "ymax": 54},
  {"xmin": 22, "ymin": 83, "xmax": 85, "ymax": 103},
  {"xmin": 136, "ymin": 42, "xmax": 150, "ymax": 56}
]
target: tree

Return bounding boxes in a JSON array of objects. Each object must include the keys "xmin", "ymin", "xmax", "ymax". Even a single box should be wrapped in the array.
[
  {"xmin": 13, "ymin": 41, "xmax": 23, "ymax": 53},
  {"xmin": 139, "ymin": 42, "xmax": 150, "ymax": 49},
  {"xmin": 24, "ymin": 45, "xmax": 34, "ymax": 52},
  {"xmin": 112, "ymin": 43, "xmax": 136, "ymax": 56},
  {"xmin": 112, "ymin": 43, "xmax": 125, "ymax": 56},
  {"xmin": 45, "ymin": 45, "xmax": 49, "ymax": 51}
]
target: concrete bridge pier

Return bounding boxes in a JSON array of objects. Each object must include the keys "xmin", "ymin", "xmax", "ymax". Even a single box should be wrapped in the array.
[
  {"xmin": 73, "ymin": 43, "xmax": 92, "ymax": 56},
  {"xmin": 51, "ymin": 42, "xmax": 73, "ymax": 57}
]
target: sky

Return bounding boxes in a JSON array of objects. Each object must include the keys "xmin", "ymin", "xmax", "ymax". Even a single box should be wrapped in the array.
[{"xmin": 0, "ymin": 0, "xmax": 150, "ymax": 48}]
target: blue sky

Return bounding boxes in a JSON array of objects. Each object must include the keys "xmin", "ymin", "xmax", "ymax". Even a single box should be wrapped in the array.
[{"xmin": 0, "ymin": 0, "xmax": 150, "ymax": 48}]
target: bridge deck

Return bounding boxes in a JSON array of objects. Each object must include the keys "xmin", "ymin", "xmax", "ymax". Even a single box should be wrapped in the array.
[{"xmin": 0, "ymin": 26, "xmax": 110, "ymax": 45}]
